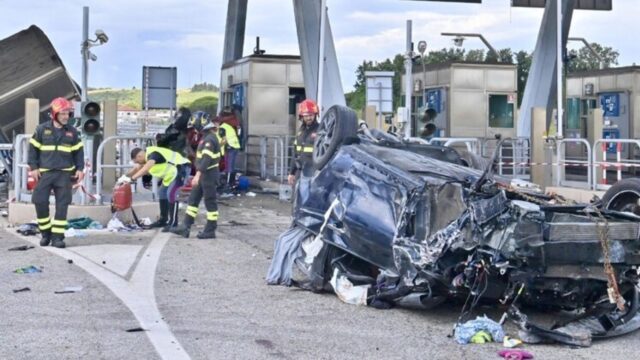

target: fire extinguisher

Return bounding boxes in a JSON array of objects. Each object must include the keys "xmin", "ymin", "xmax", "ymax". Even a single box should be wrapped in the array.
[{"xmin": 27, "ymin": 176, "xmax": 37, "ymax": 191}]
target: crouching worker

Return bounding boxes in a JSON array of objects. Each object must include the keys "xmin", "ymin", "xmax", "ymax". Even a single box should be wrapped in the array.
[
  {"xmin": 28, "ymin": 97, "xmax": 85, "ymax": 248},
  {"xmin": 171, "ymin": 121, "xmax": 221, "ymax": 239},
  {"xmin": 120, "ymin": 146, "xmax": 190, "ymax": 230}
]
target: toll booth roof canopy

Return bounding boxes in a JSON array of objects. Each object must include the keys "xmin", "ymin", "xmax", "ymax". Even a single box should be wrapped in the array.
[
  {"xmin": 0, "ymin": 25, "xmax": 78, "ymax": 141},
  {"xmin": 0, "ymin": 25, "xmax": 71, "ymax": 95},
  {"xmin": 567, "ymin": 65, "xmax": 640, "ymax": 78},
  {"xmin": 222, "ymin": 54, "xmax": 301, "ymax": 69},
  {"xmin": 409, "ymin": 60, "xmax": 516, "ymax": 74}
]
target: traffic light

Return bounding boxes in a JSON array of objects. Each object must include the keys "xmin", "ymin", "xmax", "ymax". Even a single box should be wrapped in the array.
[{"xmin": 81, "ymin": 101, "xmax": 101, "ymax": 135}]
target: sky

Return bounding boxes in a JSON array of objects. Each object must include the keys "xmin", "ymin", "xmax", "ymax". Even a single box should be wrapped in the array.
[{"xmin": 0, "ymin": 0, "xmax": 637, "ymax": 92}]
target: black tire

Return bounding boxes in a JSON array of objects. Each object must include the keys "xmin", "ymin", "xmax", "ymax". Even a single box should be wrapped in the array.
[
  {"xmin": 312, "ymin": 105, "xmax": 358, "ymax": 170},
  {"xmin": 601, "ymin": 178, "xmax": 640, "ymax": 213}
]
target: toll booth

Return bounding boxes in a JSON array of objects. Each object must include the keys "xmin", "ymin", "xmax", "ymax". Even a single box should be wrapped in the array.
[
  {"xmin": 566, "ymin": 66, "xmax": 640, "ymax": 159},
  {"xmin": 402, "ymin": 61, "xmax": 518, "ymax": 139},
  {"xmin": 219, "ymin": 54, "xmax": 305, "ymax": 177}
]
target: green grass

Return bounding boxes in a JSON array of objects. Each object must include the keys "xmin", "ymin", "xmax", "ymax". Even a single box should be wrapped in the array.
[{"xmin": 88, "ymin": 88, "xmax": 219, "ymax": 110}]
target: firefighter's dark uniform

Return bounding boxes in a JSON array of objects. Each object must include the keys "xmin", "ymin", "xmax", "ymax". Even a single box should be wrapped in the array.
[
  {"xmin": 172, "ymin": 131, "xmax": 222, "ymax": 238},
  {"xmin": 289, "ymin": 121, "xmax": 318, "ymax": 212},
  {"xmin": 28, "ymin": 121, "xmax": 84, "ymax": 246}
]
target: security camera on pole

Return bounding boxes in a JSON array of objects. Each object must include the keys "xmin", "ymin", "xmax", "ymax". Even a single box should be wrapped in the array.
[{"xmin": 79, "ymin": 6, "xmax": 109, "ymax": 204}]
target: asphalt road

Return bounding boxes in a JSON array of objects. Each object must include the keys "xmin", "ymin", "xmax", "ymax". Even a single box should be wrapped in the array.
[{"xmin": 1, "ymin": 194, "xmax": 638, "ymax": 359}]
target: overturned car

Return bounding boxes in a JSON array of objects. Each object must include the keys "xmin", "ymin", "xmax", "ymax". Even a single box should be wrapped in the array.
[{"xmin": 267, "ymin": 105, "xmax": 640, "ymax": 347}]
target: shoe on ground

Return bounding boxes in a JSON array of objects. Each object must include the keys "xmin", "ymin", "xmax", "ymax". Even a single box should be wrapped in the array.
[
  {"xmin": 197, "ymin": 230, "xmax": 216, "ymax": 239},
  {"xmin": 169, "ymin": 226, "xmax": 190, "ymax": 238},
  {"xmin": 51, "ymin": 239, "xmax": 66, "ymax": 249}
]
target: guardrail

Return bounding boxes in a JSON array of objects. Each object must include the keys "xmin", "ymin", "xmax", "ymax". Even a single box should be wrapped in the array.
[
  {"xmin": 0, "ymin": 143, "xmax": 14, "ymax": 179},
  {"xmin": 12, "ymin": 135, "xmax": 32, "ymax": 202},
  {"xmin": 592, "ymin": 138, "xmax": 640, "ymax": 191},
  {"xmin": 95, "ymin": 135, "xmax": 157, "ymax": 204},
  {"xmin": 427, "ymin": 137, "xmax": 480, "ymax": 154},
  {"xmin": 556, "ymin": 138, "xmax": 592, "ymax": 189},
  {"xmin": 495, "ymin": 137, "xmax": 531, "ymax": 180}
]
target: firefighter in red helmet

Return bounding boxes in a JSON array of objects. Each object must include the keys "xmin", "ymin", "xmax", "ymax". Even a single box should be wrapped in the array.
[
  {"xmin": 288, "ymin": 99, "xmax": 319, "ymax": 185},
  {"xmin": 288, "ymin": 99, "xmax": 319, "ymax": 213},
  {"xmin": 28, "ymin": 97, "xmax": 85, "ymax": 248}
]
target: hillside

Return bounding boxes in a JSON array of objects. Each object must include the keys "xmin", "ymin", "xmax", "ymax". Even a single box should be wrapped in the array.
[{"xmin": 87, "ymin": 88, "xmax": 218, "ymax": 110}]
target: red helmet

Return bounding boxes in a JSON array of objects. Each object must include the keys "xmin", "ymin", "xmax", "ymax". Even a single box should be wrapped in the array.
[
  {"xmin": 297, "ymin": 99, "xmax": 319, "ymax": 117},
  {"xmin": 50, "ymin": 97, "xmax": 73, "ymax": 121}
]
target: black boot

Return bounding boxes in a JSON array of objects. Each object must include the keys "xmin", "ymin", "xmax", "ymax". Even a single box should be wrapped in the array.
[
  {"xmin": 197, "ymin": 221, "xmax": 217, "ymax": 239},
  {"xmin": 150, "ymin": 199, "xmax": 169, "ymax": 228},
  {"xmin": 162, "ymin": 202, "xmax": 180, "ymax": 232},
  {"xmin": 170, "ymin": 216, "xmax": 193, "ymax": 238},
  {"xmin": 51, "ymin": 234, "xmax": 66, "ymax": 249},
  {"xmin": 39, "ymin": 230, "xmax": 51, "ymax": 246}
]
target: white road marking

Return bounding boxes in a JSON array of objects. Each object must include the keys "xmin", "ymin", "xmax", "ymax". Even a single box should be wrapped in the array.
[{"xmin": 20, "ymin": 232, "xmax": 190, "ymax": 360}]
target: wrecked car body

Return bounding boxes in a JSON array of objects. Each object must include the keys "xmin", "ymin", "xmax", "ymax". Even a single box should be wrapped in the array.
[{"xmin": 267, "ymin": 105, "xmax": 640, "ymax": 347}]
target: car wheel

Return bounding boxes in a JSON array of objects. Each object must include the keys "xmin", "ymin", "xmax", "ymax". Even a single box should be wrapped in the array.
[
  {"xmin": 313, "ymin": 105, "xmax": 358, "ymax": 169},
  {"xmin": 601, "ymin": 178, "xmax": 640, "ymax": 213}
]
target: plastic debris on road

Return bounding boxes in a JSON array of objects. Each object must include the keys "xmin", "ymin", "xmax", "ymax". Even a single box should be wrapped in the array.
[
  {"xmin": 503, "ymin": 336, "xmax": 523, "ymax": 348},
  {"xmin": 12, "ymin": 287, "xmax": 31, "ymax": 293},
  {"xmin": 245, "ymin": 191, "xmax": 257, "ymax": 197},
  {"xmin": 454, "ymin": 315, "xmax": 505, "ymax": 344},
  {"xmin": 67, "ymin": 217, "xmax": 94, "ymax": 229},
  {"xmin": 14, "ymin": 265, "xmax": 42, "ymax": 274},
  {"xmin": 64, "ymin": 228, "xmax": 87, "ymax": 238},
  {"xmin": 329, "ymin": 268, "xmax": 369, "ymax": 306},
  {"xmin": 54, "ymin": 286, "xmax": 83, "ymax": 294},
  {"xmin": 8, "ymin": 245, "xmax": 34, "ymax": 251},
  {"xmin": 16, "ymin": 223, "xmax": 38, "ymax": 236},
  {"xmin": 498, "ymin": 349, "xmax": 533, "ymax": 360},
  {"xmin": 470, "ymin": 330, "xmax": 493, "ymax": 344}
]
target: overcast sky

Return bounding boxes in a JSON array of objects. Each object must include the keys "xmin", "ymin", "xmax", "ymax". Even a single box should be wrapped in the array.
[{"xmin": 1, "ymin": 0, "xmax": 637, "ymax": 91}]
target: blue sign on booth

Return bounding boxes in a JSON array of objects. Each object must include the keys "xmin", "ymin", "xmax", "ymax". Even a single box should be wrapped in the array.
[
  {"xmin": 600, "ymin": 93, "xmax": 620, "ymax": 117},
  {"xmin": 425, "ymin": 89, "xmax": 441, "ymax": 113},
  {"xmin": 233, "ymin": 84, "xmax": 244, "ymax": 108}
]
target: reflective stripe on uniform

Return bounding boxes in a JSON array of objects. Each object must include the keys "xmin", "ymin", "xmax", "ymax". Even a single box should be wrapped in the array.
[
  {"xmin": 39, "ymin": 223, "xmax": 52, "ymax": 231},
  {"xmin": 30, "ymin": 138, "xmax": 42, "ymax": 149},
  {"xmin": 40, "ymin": 166, "xmax": 75, "ymax": 173},
  {"xmin": 51, "ymin": 219, "xmax": 67, "ymax": 234},
  {"xmin": 201, "ymin": 149, "xmax": 221, "ymax": 160},
  {"xmin": 186, "ymin": 205, "xmax": 199, "ymax": 217},
  {"xmin": 51, "ymin": 227, "xmax": 66, "ymax": 234},
  {"xmin": 206, "ymin": 163, "xmax": 219, "ymax": 170},
  {"xmin": 296, "ymin": 145, "xmax": 314, "ymax": 153},
  {"xmin": 206, "ymin": 211, "xmax": 219, "ymax": 221},
  {"xmin": 38, "ymin": 216, "xmax": 52, "ymax": 231}
]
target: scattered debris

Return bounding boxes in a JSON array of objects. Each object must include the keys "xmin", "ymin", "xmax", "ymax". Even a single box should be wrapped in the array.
[
  {"xmin": 64, "ymin": 228, "xmax": 87, "ymax": 238},
  {"xmin": 503, "ymin": 336, "xmax": 523, "ymax": 348},
  {"xmin": 245, "ymin": 191, "xmax": 257, "ymax": 197},
  {"xmin": 454, "ymin": 316, "xmax": 505, "ymax": 345},
  {"xmin": 14, "ymin": 265, "xmax": 42, "ymax": 274},
  {"xmin": 228, "ymin": 220, "xmax": 249, "ymax": 226},
  {"xmin": 498, "ymin": 349, "xmax": 533, "ymax": 360},
  {"xmin": 54, "ymin": 286, "xmax": 83, "ymax": 294},
  {"xmin": 16, "ymin": 223, "xmax": 38, "ymax": 236},
  {"xmin": 125, "ymin": 327, "xmax": 147, "ymax": 332},
  {"xmin": 470, "ymin": 330, "xmax": 493, "ymax": 344},
  {"xmin": 12, "ymin": 287, "xmax": 31, "ymax": 293},
  {"xmin": 8, "ymin": 245, "xmax": 34, "ymax": 251},
  {"xmin": 67, "ymin": 217, "xmax": 95, "ymax": 229}
]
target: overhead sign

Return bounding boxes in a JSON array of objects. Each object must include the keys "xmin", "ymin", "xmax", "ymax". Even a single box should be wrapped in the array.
[
  {"xmin": 141, "ymin": 66, "xmax": 177, "ymax": 110},
  {"xmin": 511, "ymin": 0, "xmax": 612, "ymax": 10},
  {"xmin": 365, "ymin": 71, "xmax": 394, "ymax": 114}
]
